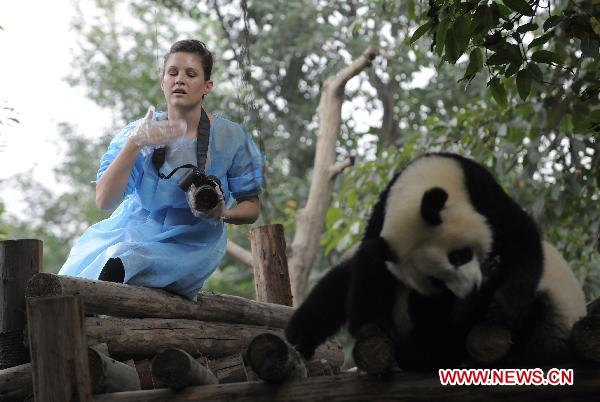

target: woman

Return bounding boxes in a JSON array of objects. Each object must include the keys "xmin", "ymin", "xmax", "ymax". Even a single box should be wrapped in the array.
[{"xmin": 59, "ymin": 40, "xmax": 264, "ymax": 300}]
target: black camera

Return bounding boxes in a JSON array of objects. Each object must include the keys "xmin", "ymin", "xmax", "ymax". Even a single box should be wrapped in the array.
[{"xmin": 178, "ymin": 168, "xmax": 222, "ymax": 211}]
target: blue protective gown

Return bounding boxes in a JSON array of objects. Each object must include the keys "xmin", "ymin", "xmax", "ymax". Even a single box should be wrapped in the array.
[{"xmin": 58, "ymin": 113, "xmax": 264, "ymax": 300}]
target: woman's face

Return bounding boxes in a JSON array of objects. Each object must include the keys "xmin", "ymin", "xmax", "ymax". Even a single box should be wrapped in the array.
[{"xmin": 161, "ymin": 52, "xmax": 213, "ymax": 111}]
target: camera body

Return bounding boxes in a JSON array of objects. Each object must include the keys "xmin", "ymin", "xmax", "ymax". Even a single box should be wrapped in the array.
[{"xmin": 177, "ymin": 168, "xmax": 222, "ymax": 212}]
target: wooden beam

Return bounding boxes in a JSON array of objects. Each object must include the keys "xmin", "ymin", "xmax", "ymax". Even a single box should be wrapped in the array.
[
  {"xmin": 90, "ymin": 366, "xmax": 600, "ymax": 402},
  {"xmin": 0, "ymin": 239, "xmax": 42, "ymax": 369},
  {"xmin": 249, "ymin": 224, "xmax": 293, "ymax": 306},
  {"xmin": 208, "ymin": 354, "xmax": 250, "ymax": 384},
  {"xmin": 151, "ymin": 348, "xmax": 217, "ymax": 389},
  {"xmin": 88, "ymin": 347, "xmax": 141, "ymax": 394},
  {"xmin": 27, "ymin": 296, "xmax": 91, "ymax": 402},
  {"xmin": 84, "ymin": 316, "xmax": 343, "ymax": 369},
  {"xmin": 0, "ymin": 363, "xmax": 32, "ymax": 400},
  {"xmin": 26, "ymin": 273, "xmax": 293, "ymax": 328}
]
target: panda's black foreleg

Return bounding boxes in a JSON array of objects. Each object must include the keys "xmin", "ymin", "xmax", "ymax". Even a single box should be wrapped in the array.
[
  {"xmin": 285, "ymin": 259, "xmax": 351, "ymax": 360},
  {"xmin": 346, "ymin": 237, "xmax": 398, "ymax": 341}
]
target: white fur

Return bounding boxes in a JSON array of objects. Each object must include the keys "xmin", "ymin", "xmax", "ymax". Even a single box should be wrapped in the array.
[
  {"xmin": 381, "ymin": 156, "xmax": 492, "ymax": 298},
  {"xmin": 538, "ymin": 241, "xmax": 586, "ymax": 330}
]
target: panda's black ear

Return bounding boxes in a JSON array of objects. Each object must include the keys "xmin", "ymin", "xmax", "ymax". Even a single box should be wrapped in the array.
[{"xmin": 421, "ymin": 187, "xmax": 448, "ymax": 225}]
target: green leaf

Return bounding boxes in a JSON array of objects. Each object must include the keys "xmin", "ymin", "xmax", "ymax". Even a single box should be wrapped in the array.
[
  {"xmin": 452, "ymin": 15, "xmax": 471, "ymax": 55},
  {"xmin": 531, "ymin": 50, "xmax": 563, "ymax": 65},
  {"xmin": 543, "ymin": 15, "xmax": 564, "ymax": 31},
  {"xmin": 516, "ymin": 69, "xmax": 532, "ymax": 100},
  {"xmin": 528, "ymin": 31, "xmax": 554, "ymax": 49},
  {"xmin": 517, "ymin": 22, "xmax": 538, "ymax": 33},
  {"xmin": 504, "ymin": 62, "xmax": 520, "ymax": 77},
  {"xmin": 445, "ymin": 26, "xmax": 459, "ymax": 63},
  {"xmin": 488, "ymin": 77, "xmax": 508, "ymax": 107},
  {"xmin": 464, "ymin": 48, "xmax": 483, "ymax": 78},
  {"xmin": 503, "ymin": 0, "xmax": 535, "ymax": 17},
  {"xmin": 409, "ymin": 21, "xmax": 432, "ymax": 45},
  {"xmin": 487, "ymin": 49, "xmax": 513, "ymax": 65},
  {"xmin": 527, "ymin": 62, "xmax": 544, "ymax": 82},
  {"xmin": 435, "ymin": 18, "xmax": 450, "ymax": 56}
]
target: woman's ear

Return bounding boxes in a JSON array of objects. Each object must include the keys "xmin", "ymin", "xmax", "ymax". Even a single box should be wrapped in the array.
[{"xmin": 205, "ymin": 80, "xmax": 214, "ymax": 95}]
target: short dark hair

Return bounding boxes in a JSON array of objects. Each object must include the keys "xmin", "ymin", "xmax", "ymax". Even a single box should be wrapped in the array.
[{"xmin": 163, "ymin": 39, "xmax": 213, "ymax": 80}]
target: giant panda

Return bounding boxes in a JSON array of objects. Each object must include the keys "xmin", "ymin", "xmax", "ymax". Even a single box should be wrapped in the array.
[{"xmin": 285, "ymin": 152, "xmax": 587, "ymax": 370}]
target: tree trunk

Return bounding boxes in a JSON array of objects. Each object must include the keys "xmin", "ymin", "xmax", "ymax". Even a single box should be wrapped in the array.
[
  {"xmin": 0, "ymin": 239, "xmax": 42, "ymax": 369},
  {"xmin": 288, "ymin": 47, "xmax": 378, "ymax": 305},
  {"xmin": 369, "ymin": 69, "xmax": 400, "ymax": 149},
  {"xmin": 85, "ymin": 316, "xmax": 344, "ymax": 369},
  {"xmin": 26, "ymin": 273, "xmax": 294, "ymax": 328},
  {"xmin": 249, "ymin": 224, "xmax": 293, "ymax": 306}
]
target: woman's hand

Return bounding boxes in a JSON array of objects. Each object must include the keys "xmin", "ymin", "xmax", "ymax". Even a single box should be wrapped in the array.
[{"xmin": 130, "ymin": 106, "xmax": 187, "ymax": 147}]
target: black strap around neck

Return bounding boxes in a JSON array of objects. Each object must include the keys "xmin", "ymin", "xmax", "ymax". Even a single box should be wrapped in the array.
[{"xmin": 152, "ymin": 108, "xmax": 211, "ymax": 178}]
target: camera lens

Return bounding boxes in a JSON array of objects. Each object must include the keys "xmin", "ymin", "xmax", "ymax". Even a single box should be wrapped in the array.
[{"xmin": 195, "ymin": 185, "xmax": 219, "ymax": 211}]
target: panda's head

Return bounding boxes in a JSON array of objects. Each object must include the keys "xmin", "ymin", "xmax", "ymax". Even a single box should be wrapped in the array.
[{"xmin": 380, "ymin": 155, "xmax": 493, "ymax": 299}]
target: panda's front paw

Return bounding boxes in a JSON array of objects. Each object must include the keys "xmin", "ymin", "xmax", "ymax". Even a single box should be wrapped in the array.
[{"xmin": 285, "ymin": 326, "xmax": 318, "ymax": 360}]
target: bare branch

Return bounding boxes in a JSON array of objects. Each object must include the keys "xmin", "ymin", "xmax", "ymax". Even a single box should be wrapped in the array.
[{"xmin": 226, "ymin": 239, "xmax": 253, "ymax": 267}]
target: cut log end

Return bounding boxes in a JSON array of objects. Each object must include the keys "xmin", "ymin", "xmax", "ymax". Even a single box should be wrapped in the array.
[
  {"xmin": 25, "ymin": 272, "xmax": 63, "ymax": 298},
  {"xmin": 352, "ymin": 334, "xmax": 395, "ymax": 375},
  {"xmin": 151, "ymin": 348, "xmax": 217, "ymax": 389},
  {"xmin": 246, "ymin": 333, "xmax": 307, "ymax": 383},
  {"xmin": 571, "ymin": 315, "xmax": 600, "ymax": 363},
  {"xmin": 466, "ymin": 324, "xmax": 512, "ymax": 364},
  {"xmin": 151, "ymin": 348, "xmax": 193, "ymax": 385}
]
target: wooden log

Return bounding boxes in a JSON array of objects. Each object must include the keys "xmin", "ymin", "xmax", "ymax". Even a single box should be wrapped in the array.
[
  {"xmin": 466, "ymin": 324, "xmax": 512, "ymax": 364},
  {"xmin": 26, "ymin": 273, "xmax": 293, "ymax": 328},
  {"xmin": 249, "ymin": 224, "xmax": 294, "ymax": 306},
  {"xmin": 0, "ymin": 363, "xmax": 33, "ymax": 401},
  {"xmin": 207, "ymin": 354, "xmax": 249, "ymax": 384},
  {"xmin": 26, "ymin": 296, "xmax": 91, "ymax": 402},
  {"xmin": 151, "ymin": 348, "xmax": 218, "ymax": 389},
  {"xmin": 132, "ymin": 359, "xmax": 155, "ymax": 390},
  {"xmin": 571, "ymin": 315, "xmax": 600, "ymax": 362},
  {"xmin": 88, "ymin": 347, "xmax": 141, "ymax": 394},
  {"xmin": 352, "ymin": 333, "xmax": 396, "ymax": 375},
  {"xmin": 0, "ymin": 239, "xmax": 42, "ymax": 369},
  {"xmin": 245, "ymin": 332, "xmax": 306, "ymax": 382},
  {"xmin": 84, "ymin": 316, "xmax": 344, "ymax": 370},
  {"xmin": 90, "ymin": 365, "xmax": 600, "ymax": 402}
]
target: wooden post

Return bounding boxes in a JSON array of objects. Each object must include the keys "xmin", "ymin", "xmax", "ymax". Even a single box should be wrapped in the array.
[
  {"xmin": 0, "ymin": 239, "xmax": 42, "ymax": 369},
  {"xmin": 249, "ymin": 224, "xmax": 293, "ymax": 306},
  {"xmin": 27, "ymin": 296, "xmax": 91, "ymax": 402}
]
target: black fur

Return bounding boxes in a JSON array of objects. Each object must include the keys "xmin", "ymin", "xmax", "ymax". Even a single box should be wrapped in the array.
[
  {"xmin": 285, "ymin": 153, "xmax": 573, "ymax": 370},
  {"xmin": 420, "ymin": 187, "xmax": 448, "ymax": 225}
]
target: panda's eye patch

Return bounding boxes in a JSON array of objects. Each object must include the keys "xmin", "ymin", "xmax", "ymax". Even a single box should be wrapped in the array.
[{"xmin": 447, "ymin": 247, "xmax": 473, "ymax": 267}]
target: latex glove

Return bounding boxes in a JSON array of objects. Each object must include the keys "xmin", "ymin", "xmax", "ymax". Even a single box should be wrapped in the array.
[
  {"xmin": 186, "ymin": 182, "xmax": 225, "ymax": 221},
  {"xmin": 130, "ymin": 106, "xmax": 187, "ymax": 147}
]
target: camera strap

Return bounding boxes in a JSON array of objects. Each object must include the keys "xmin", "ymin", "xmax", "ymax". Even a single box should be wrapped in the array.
[{"xmin": 152, "ymin": 108, "xmax": 211, "ymax": 179}]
